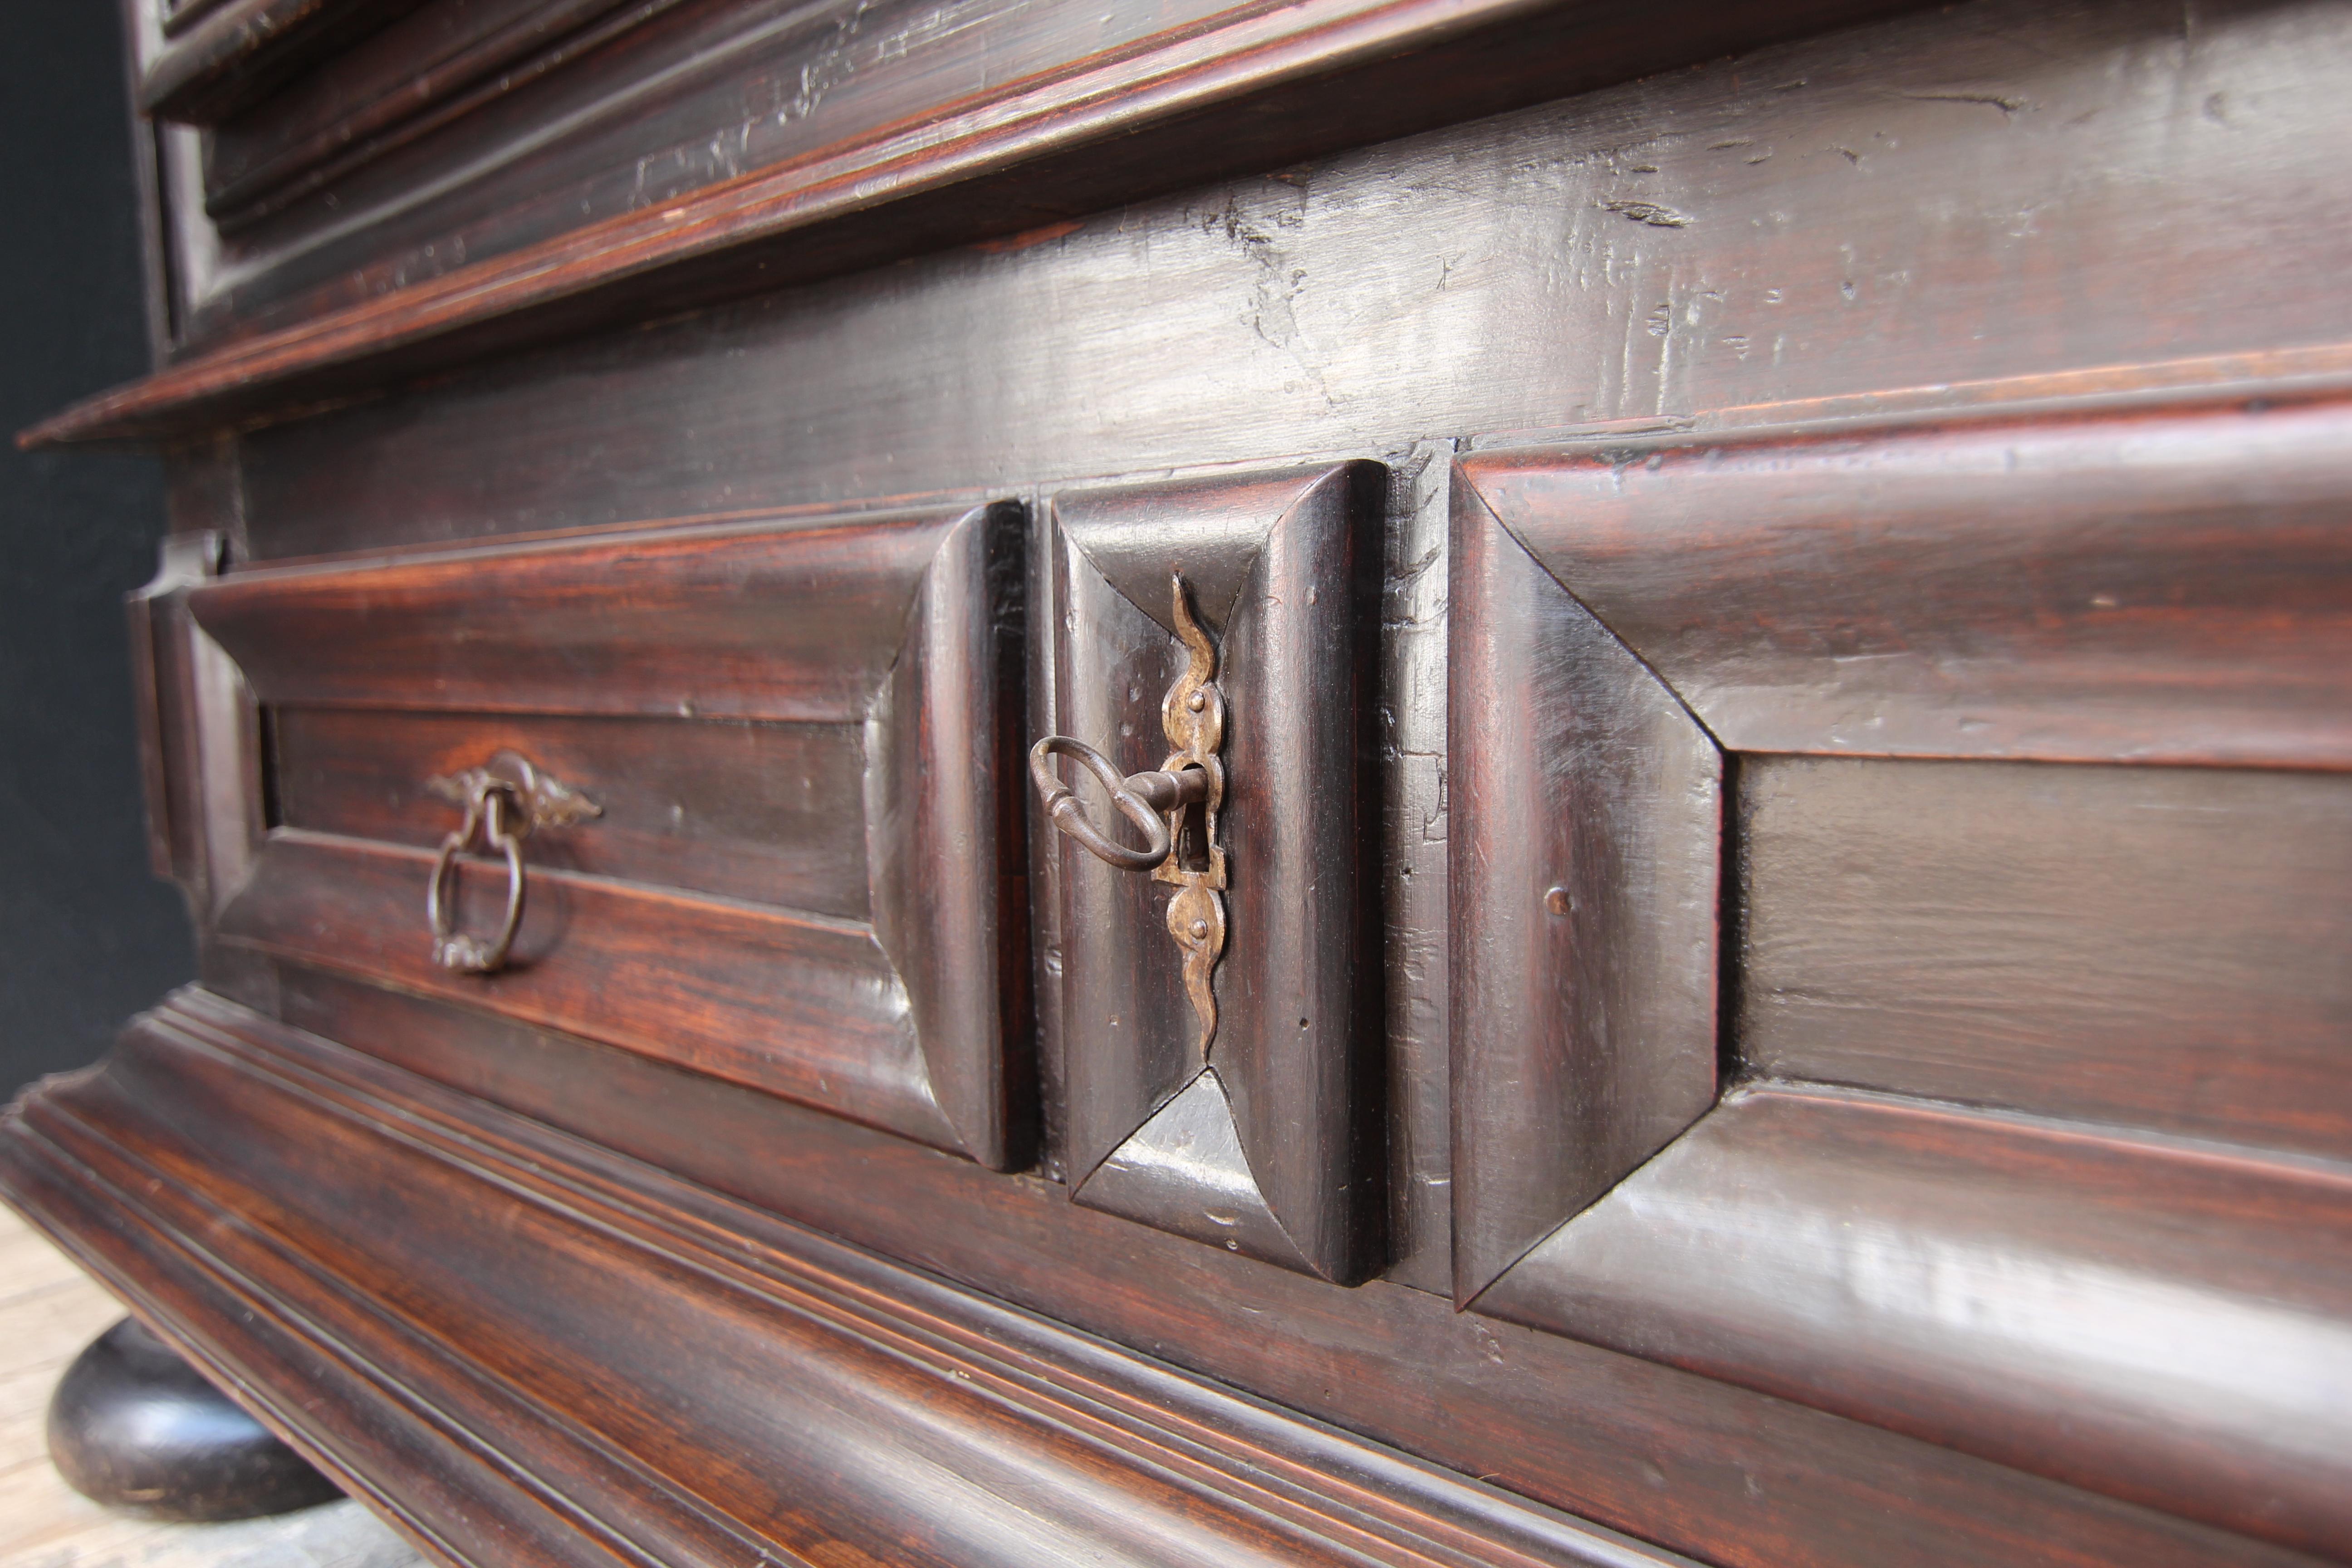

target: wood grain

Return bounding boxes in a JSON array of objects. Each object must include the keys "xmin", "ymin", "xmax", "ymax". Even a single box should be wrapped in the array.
[
  {"xmin": 866, "ymin": 496, "xmax": 1034, "ymax": 1174},
  {"xmin": 34, "ymin": 0, "xmax": 2352, "ymax": 1562},
  {"xmin": 1047, "ymin": 463, "xmax": 1382, "ymax": 1281},
  {"xmin": 125, "ymin": 535, "xmax": 267, "ymax": 924},
  {"xmin": 10, "ymin": 996, "xmax": 1693, "ymax": 1568},
  {"xmin": 1050, "ymin": 513, "xmax": 1197, "ymax": 1179},
  {"xmin": 1447, "ymin": 475, "xmax": 1721, "ymax": 1304},
  {"xmin": 1462, "ymin": 392, "xmax": 2352, "ymax": 769},
  {"xmin": 164, "ymin": 0, "xmax": 1241, "ymax": 348},
  {"xmin": 1476, "ymin": 1083, "xmax": 2352, "ymax": 1559},
  {"xmin": 186, "ymin": 506, "xmax": 965, "ymax": 722},
  {"xmin": 200, "ymin": 498, "xmax": 1028, "ymax": 1166},
  {"xmin": 0, "ymin": 1206, "xmax": 428, "ymax": 1568},
  {"xmin": 33, "ymin": 0, "xmax": 1938, "ymax": 443},
  {"xmin": 10, "ymin": 987, "xmax": 2323, "ymax": 1568},
  {"xmin": 1738, "ymin": 755, "xmax": 2352, "ymax": 1156},
  {"xmin": 214, "ymin": 830, "xmax": 964, "ymax": 1153},
  {"xmin": 201, "ymin": 0, "xmax": 668, "ymax": 225},
  {"xmin": 273, "ymin": 707, "xmax": 872, "ymax": 919},
  {"xmin": 1376, "ymin": 445, "xmax": 1454, "ymax": 1293},
  {"xmin": 126, "ymin": 539, "xmax": 220, "ymax": 896},
  {"xmin": 142, "ymin": 0, "xmax": 421, "ymax": 124},
  {"xmin": 201, "ymin": 0, "xmax": 2352, "ymax": 564}
]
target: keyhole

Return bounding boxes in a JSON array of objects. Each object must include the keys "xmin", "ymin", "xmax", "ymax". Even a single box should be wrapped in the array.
[{"xmin": 1171, "ymin": 767, "xmax": 1212, "ymax": 872}]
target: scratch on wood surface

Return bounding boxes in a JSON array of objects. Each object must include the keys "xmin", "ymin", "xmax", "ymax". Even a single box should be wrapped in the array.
[
  {"xmin": 1600, "ymin": 198, "xmax": 1692, "ymax": 228},
  {"xmin": 1899, "ymin": 88, "xmax": 2030, "ymax": 115}
]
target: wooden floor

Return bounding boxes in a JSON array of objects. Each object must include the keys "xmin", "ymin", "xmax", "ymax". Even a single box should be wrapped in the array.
[{"xmin": 0, "ymin": 1206, "xmax": 425, "ymax": 1568}]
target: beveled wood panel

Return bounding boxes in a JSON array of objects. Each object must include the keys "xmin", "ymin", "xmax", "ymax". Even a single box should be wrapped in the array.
[
  {"xmin": 1740, "ymin": 755, "xmax": 2352, "ymax": 1156},
  {"xmin": 274, "ymin": 707, "xmax": 872, "ymax": 919},
  {"xmin": 1460, "ymin": 392, "xmax": 2352, "ymax": 770},
  {"xmin": 1475, "ymin": 1084, "xmax": 2352, "ymax": 1560},
  {"xmin": 125, "ymin": 535, "xmax": 266, "ymax": 922},
  {"xmin": 1447, "ymin": 473, "xmax": 1721, "ymax": 1303},
  {"xmin": 195, "ymin": 496, "xmax": 1027, "ymax": 1168},
  {"xmin": 1450, "ymin": 327, "xmax": 2352, "ymax": 1548},
  {"xmin": 187, "ymin": 508, "xmax": 959, "ymax": 722},
  {"xmin": 1044, "ymin": 463, "xmax": 1381, "ymax": 1281},
  {"xmin": 216, "ymin": 831, "xmax": 960, "ymax": 1152}
]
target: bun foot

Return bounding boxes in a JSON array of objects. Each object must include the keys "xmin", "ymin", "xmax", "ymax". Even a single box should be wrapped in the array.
[{"xmin": 47, "ymin": 1318, "xmax": 344, "ymax": 1521}]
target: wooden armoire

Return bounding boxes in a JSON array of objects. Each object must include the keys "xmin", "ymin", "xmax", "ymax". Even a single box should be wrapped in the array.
[{"xmin": 7, "ymin": 0, "xmax": 2350, "ymax": 1562}]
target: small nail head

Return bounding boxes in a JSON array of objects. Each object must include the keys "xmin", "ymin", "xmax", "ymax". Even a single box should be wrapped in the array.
[
  {"xmin": 1186, "ymin": 691, "xmax": 1206, "ymax": 712},
  {"xmin": 1189, "ymin": 918, "xmax": 1210, "ymax": 939}
]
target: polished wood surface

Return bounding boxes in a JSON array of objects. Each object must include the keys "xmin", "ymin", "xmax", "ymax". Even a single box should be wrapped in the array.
[
  {"xmin": 1454, "ymin": 360, "xmax": 2352, "ymax": 1564},
  {"xmin": 274, "ymin": 708, "xmax": 872, "ymax": 915},
  {"xmin": 186, "ymin": 505, "xmax": 971, "ymax": 720},
  {"xmin": 0, "ymin": 1206, "xmax": 425, "ymax": 1566},
  {"xmin": 1460, "ymin": 392, "xmax": 2352, "ymax": 769},
  {"xmin": 1447, "ymin": 475, "xmax": 1720, "ymax": 1303},
  {"xmin": 196, "ymin": 499, "xmax": 1031, "ymax": 1166},
  {"xmin": 140, "ymin": 0, "xmax": 421, "ymax": 124},
  {"xmin": 10, "ymin": 0, "xmax": 2352, "ymax": 1562},
  {"xmin": 35, "ymin": 0, "xmax": 1929, "ymax": 441},
  {"xmin": 198, "ymin": 0, "xmax": 666, "ymax": 224},
  {"xmin": 123, "ymin": 532, "xmax": 263, "ymax": 925},
  {"xmin": 184, "ymin": 0, "xmax": 2352, "ymax": 564},
  {"xmin": 1373, "ymin": 442, "xmax": 1455, "ymax": 1294},
  {"xmin": 12, "ymin": 991, "xmax": 2318, "ymax": 1568},
  {"xmin": 1740, "ymin": 755, "xmax": 2352, "ymax": 1155},
  {"xmin": 1043, "ymin": 463, "xmax": 1380, "ymax": 1280},
  {"xmin": 216, "ymin": 831, "xmax": 956, "ymax": 1146},
  {"xmin": 7, "ymin": 995, "xmax": 1692, "ymax": 1568},
  {"xmin": 1480, "ymin": 1084, "xmax": 2352, "ymax": 1556}
]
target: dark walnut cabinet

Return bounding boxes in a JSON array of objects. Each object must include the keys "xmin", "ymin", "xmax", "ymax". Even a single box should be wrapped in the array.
[{"xmin": 8, "ymin": 0, "xmax": 2352, "ymax": 1563}]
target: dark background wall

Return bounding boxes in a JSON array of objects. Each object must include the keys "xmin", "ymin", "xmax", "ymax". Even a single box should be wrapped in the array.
[{"xmin": 3, "ymin": 0, "xmax": 196, "ymax": 1098}]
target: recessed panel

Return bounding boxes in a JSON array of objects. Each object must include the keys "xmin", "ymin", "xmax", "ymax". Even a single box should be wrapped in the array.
[
  {"xmin": 274, "ymin": 708, "xmax": 872, "ymax": 919},
  {"xmin": 1740, "ymin": 755, "xmax": 2352, "ymax": 1156}
]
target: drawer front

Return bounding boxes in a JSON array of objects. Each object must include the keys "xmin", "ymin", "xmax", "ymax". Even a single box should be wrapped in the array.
[
  {"xmin": 1450, "ymin": 391, "xmax": 2352, "ymax": 1556},
  {"xmin": 187, "ymin": 502, "xmax": 1030, "ymax": 1168},
  {"xmin": 1031, "ymin": 463, "xmax": 1383, "ymax": 1282}
]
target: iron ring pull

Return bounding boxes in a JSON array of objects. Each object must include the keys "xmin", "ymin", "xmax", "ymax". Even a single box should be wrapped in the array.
[
  {"xmin": 423, "ymin": 750, "xmax": 602, "ymax": 976},
  {"xmin": 1029, "ymin": 735, "xmax": 1209, "ymax": 873},
  {"xmin": 428, "ymin": 784, "xmax": 528, "ymax": 975}
]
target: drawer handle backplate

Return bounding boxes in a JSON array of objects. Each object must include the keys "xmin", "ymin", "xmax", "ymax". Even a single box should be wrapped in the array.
[{"xmin": 424, "ymin": 750, "xmax": 601, "ymax": 975}]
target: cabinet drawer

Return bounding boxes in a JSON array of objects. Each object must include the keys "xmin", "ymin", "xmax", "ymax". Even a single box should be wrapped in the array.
[
  {"xmin": 188, "ymin": 502, "xmax": 1029, "ymax": 1167},
  {"xmin": 1029, "ymin": 462, "xmax": 1383, "ymax": 1281},
  {"xmin": 1450, "ymin": 388, "xmax": 2352, "ymax": 1556}
]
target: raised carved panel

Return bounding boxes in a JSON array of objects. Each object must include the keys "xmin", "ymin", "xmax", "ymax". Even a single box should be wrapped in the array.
[
  {"xmin": 1450, "ymin": 376, "xmax": 2352, "ymax": 1562},
  {"xmin": 1446, "ymin": 476, "xmax": 1722, "ymax": 1303},
  {"xmin": 1461, "ymin": 392, "xmax": 2352, "ymax": 769},
  {"xmin": 187, "ymin": 501, "xmax": 1031, "ymax": 1167},
  {"xmin": 1037, "ymin": 463, "xmax": 1382, "ymax": 1281},
  {"xmin": 125, "ymin": 533, "xmax": 267, "ymax": 923}
]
